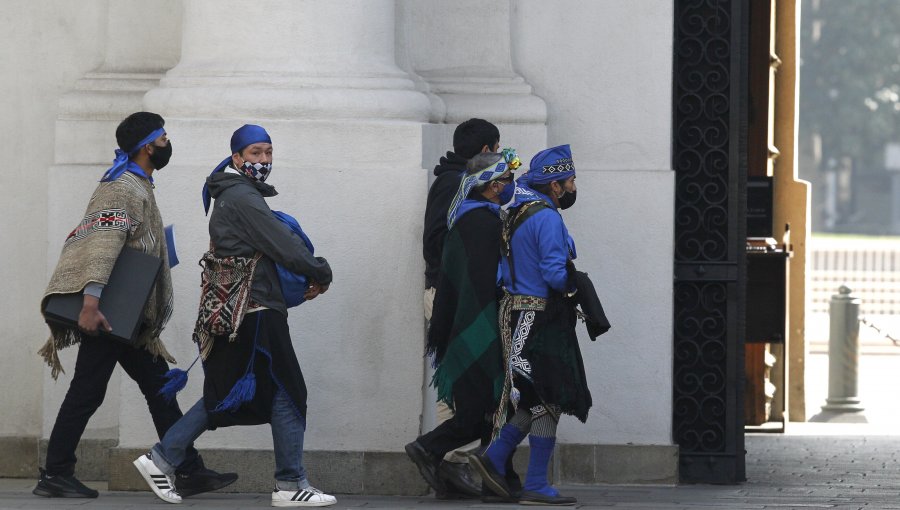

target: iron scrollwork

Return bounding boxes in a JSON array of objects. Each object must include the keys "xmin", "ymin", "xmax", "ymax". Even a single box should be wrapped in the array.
[{"xmin": 673, "ymin": 0, "xmax": 746, "ymax": 483}]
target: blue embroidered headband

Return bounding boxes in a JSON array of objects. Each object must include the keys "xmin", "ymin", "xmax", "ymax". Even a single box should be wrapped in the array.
[
  {"xmin": 100, "ymin": 127, "xmax": 165, "ymax": 183},
  {"xmin": 523, "ymin": 144, "xmax": 576, "ymax": 186},
  {"xmin": 202, "ymin": 124, "xmax": 273, "ymax": 214},
  {"xmin": 447, "ymin": 155, "xmax": 512, "ymax": 229}
]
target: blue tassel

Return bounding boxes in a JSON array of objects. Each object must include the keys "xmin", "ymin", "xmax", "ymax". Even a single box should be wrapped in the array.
[
  {"xmin": 213, "ymin": 313, "xmax": 262, "ymax": 413},
  {"xmin": 214, "ymin": 372, "xmax": 257, "ymax": 413},
  {"xmin": 158, "ymin": 355, "xmax": 199, "ymax": 404}
]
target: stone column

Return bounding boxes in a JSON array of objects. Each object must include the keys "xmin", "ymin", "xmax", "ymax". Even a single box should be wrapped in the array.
[
  {"xmin": 811, "ymin": 286, "xmax": 866, "ymax": 423},
  {"xmin": 112, "ymin": 3, "xmax": 431, "ymax": 482},
  {"xmin": 144, "ymin": 0, "xmax": 429, "ymax": 120},
  {"xmin": 56, "ymin": 0, "xmax": 182, "ymax": 165},
  {"xmin": 397, "ymin": 0, "xmax": 548, "ymax": 162}
]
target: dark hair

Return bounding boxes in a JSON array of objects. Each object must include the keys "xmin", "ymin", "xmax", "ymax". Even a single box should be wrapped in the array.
[
  {"xmin": 116, "ymin": 112, "xmax": 165, "ymax": 153},
  {"xmin": 453, "ymin": 118, "xmax": 500, "ymax": 159},
  {"xmin": 533, "ymin": 180, "xmax": 565, "ymax": 197}
]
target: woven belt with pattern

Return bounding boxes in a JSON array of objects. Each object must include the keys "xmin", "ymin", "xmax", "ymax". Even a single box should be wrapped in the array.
[{"xmin": 509, "ymin": 294, "xmax": 547, "ymax": 311}]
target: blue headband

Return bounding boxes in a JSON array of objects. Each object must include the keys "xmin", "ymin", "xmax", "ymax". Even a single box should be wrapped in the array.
[
  {"xmin": 523, "ymin": 144, "xmax": 575, "ymax": 186},
  {"xmin": 202, "ymin": 124, "xmax": 273, "ymax": 214},
  {"xmin": 100, "ymin": 127, "xmax": 165, "ymax": 183},
  {"xmin": 447, "ymin": 158, "xmax": 509, "ymax": 230}
]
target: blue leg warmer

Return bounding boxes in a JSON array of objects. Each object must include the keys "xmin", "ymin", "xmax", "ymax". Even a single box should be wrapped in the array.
[
  {"xmin": 484, "ymin": 424, "xmax": 526, "ymax": 475},
  {"xmin": 523, "ymin": 435, "xmax": 558, "ymax": 497}
]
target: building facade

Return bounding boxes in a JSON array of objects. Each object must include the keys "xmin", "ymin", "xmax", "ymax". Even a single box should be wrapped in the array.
[{"xmin": 0, "ymin": 0, "xmax": 685, "ymax": 492}]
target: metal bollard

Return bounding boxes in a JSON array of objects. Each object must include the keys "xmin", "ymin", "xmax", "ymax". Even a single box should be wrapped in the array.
[{"xmin": 817, "ymin": 285, "xmax": 866, "ymax": 422}]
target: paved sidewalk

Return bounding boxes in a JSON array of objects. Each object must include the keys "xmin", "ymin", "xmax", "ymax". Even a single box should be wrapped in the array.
[{"xmin": 3, "ymin": 432, "xmax": 900, "ymax": 509}]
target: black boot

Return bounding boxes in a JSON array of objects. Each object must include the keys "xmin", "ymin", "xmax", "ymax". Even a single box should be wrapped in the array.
[
  {"xmin": 405, "ymin": 440, "xmax": 448, "ymax": 493},
  {"xmin": 436, "ymin": 461, "xmax": 481, "ymax": 499}
]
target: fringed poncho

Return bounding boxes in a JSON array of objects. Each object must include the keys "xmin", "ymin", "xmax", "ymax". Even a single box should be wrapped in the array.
[{"xmin": 39, "ymin": 172, "xmax": 175, "ymax": 378}]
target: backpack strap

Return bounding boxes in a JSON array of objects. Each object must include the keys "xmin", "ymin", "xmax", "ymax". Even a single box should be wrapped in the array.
[{"xmin": 502, "ymin": 201, "xmax": 549, "ymax": 289}]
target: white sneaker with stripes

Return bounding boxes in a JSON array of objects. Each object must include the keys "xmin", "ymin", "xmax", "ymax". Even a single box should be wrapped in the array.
[
  {"xmin": 132, "ymin": 453, "xmax": 182, "ymax": 504},
  {"xmin": 271, "ymin": 486, "xmax": 337, "ymax": 507}
]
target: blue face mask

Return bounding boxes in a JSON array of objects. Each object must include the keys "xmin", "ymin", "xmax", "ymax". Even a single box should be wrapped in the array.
[{"xmin": 498, "ymin": 182, "xmax": 515, "ymax": 204}]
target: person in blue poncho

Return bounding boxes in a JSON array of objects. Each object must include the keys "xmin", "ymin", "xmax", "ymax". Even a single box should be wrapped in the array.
[
  {"xmin": 470, "ymin": 145, "xmax": 591, "ymax": 506},
  {"xmin": 132, "ymin": 124, "xmax": 336, "ymax": 507}
]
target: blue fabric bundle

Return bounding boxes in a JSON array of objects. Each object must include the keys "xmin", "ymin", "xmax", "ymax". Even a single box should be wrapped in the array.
[{"xmin": 271, "ymin": 210, "xmax": 315, "ymax": 308}]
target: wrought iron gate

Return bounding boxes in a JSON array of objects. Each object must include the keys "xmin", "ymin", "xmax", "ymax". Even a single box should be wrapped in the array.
[{"xmin": 672, "ymin": 0, "xmax": 748, "ymax": 484}]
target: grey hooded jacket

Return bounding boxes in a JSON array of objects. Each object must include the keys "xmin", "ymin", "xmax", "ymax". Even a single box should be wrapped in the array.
[{"xmin": 206, "ymin": 172, "xmax": 332, "ymax": 316}]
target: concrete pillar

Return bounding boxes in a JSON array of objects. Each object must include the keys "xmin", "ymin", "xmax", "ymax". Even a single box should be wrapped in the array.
[
  {"xmin": 55, "ymin": 0, "xmax": 182, "ymax": 164},
  {"xmin": 397, "ymin": 0, "xmax": 548, "ymax": 163},
  {"xmin": 144, "ymin": 0, "xmax": 429, "ymax": 120},
  {"xmin": 812, "ymin": 286, "xmax": 866, "ymax": 423},
  {"xmin": 124, "ymin": 0, "xmax": 431, "ymax": 460}
]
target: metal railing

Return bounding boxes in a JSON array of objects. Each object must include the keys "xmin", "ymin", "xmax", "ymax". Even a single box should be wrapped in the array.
[{"xmin": 808, "ymin": 237, "xmax": 900, "ymax": 315}]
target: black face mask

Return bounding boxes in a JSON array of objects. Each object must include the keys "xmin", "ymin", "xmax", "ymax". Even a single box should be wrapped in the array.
[
  {"xmin": 149, "ymin": 141, "xmax": 173, "ymax": 170},
  {"xmin": 558, "ymin": 189, "xmax": 577, "ymax": 209}
]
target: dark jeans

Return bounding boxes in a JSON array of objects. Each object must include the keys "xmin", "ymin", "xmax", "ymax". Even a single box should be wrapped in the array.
[{"xmin": 44, "ymin": 335, "xmax": 199, "ymax": 476}]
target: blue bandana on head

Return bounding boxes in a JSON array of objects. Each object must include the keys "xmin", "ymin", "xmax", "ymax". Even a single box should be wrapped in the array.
[
  {"xmin": 202, "ymin": 124, "xmax": 273, "ymax": 214},
  {"xmin": 100, "ymin": 127, "xmax": 165, "ymax": 183}
]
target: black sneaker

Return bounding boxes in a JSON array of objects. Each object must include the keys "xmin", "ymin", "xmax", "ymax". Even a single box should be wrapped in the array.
[
  {"xmin": 175, "ymin": 467, "xmax": 238, "ymax": 498},
  {"xmin": 32, "ymin": 468, "xmax": 99, "ymax": 498},
  {"xmin": 404, "ymin": 440, "xmax": 447, "ymax": 493}
]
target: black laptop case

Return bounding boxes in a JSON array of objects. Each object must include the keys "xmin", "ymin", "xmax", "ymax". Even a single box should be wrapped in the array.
[{"xmin": 43, "ymin": 247, "xmax": 162, "ymax": 346}]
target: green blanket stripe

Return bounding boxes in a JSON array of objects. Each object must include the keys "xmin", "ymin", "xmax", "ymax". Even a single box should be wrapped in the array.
[
  {"xmin": 431, "ymin": 307, "xmax": 498, "ymax": 404},
  {"xmin": 430, "ymin": 223, "xmax": 504, "ymax": 408}
]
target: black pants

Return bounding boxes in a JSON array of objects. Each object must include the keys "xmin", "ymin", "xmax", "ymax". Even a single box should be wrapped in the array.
[
  {"xmin": 417, "ymin": 399, "xmax": 492, "ymax": 459},
  {"xmin": 44, "ymin": 336, "xmax": 199, "ymax": 476}
]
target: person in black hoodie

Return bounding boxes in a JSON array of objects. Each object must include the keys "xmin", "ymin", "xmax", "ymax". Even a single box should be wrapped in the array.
[
  {"xmin": 414, "ymin": 119, "xmax": 519, "ymax": 500},
  {"xmin": 423, "ymin": 119, "xmax": 500, "ymax": 299}
]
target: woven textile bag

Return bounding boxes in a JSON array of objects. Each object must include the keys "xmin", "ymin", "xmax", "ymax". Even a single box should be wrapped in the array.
[{"xmin": 192, "ymin": 250, "xmax": 261, "ymax": 359}]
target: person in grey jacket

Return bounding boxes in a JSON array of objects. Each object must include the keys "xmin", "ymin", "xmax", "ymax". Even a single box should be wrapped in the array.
[{"xmin": 133, "ymin": 124, "xmax": 337, "ymax": 507}]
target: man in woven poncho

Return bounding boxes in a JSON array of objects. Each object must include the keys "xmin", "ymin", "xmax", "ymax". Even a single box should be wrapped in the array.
[
  {"xmin": 35, "ymin": 112, "xmax": 236, "ymax": 499},
  {"xmin": 407, "ymin": 151, "xmax": 521, "ymax": 501}
]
